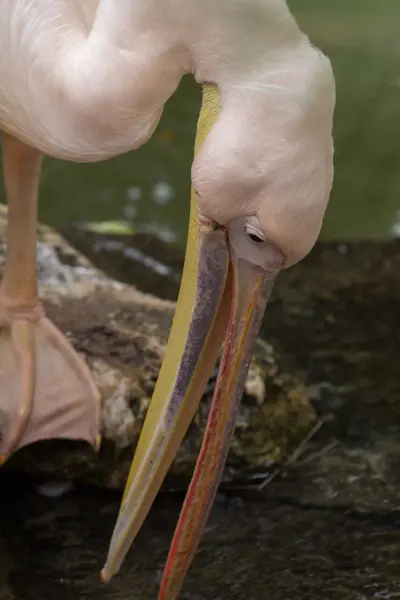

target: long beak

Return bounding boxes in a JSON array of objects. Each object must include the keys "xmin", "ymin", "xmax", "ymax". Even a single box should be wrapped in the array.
[
  {"xmin": 101, "ymin": 86, "xmax": 282, "ymax": 597},
  {"xmin": 158, "ymin": 243, "xmax": 279, "ymax": 599}
]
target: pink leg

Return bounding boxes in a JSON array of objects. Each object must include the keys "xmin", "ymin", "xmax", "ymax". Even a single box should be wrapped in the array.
[{"xmin": 0, "ymin": 133, "xmax": 101, "ymax": 463}]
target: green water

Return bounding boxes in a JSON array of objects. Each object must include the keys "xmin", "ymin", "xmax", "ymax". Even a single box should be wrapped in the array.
[{"xmin": 2, "ymin": 1, "xmax": 400, "ymax": 246}]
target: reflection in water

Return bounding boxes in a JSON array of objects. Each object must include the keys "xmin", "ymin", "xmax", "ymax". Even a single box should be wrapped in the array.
[{"xmin": 93, "ymin": 240, "xmax": 175, "ymax": 279}]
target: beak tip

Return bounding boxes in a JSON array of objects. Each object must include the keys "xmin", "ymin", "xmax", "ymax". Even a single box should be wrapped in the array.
[{"xmin": 100, "ymin": 566, "xmax": 111, "ymax": 584}]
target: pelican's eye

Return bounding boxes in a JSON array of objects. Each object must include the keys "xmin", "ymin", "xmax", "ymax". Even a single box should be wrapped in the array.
[
  {"xmin": 245, "ymin": 224, "xmax": 266, "ymax": 244},
  {"xmin": 248, "ymin": 232, "xmax": 264, "ymax": 243}
]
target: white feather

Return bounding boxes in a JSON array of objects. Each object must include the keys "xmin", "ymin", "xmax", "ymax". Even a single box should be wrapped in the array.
[{"xmin": 0, "ymin": 0, "xmax": 335, "ymax": 265}]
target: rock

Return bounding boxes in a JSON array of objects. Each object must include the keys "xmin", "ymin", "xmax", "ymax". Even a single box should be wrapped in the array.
[{"xmin": 0, "ymin": 205, "xmax": 314, "ymax": 489}]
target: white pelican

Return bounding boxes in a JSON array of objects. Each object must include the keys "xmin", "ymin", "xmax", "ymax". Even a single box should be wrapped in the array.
[{"xmin": 0, "ymin": 0, "xmax": 335, "ymax": 597}]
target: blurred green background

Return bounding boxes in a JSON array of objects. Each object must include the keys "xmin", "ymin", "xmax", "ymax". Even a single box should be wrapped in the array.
[{"xmin": 2, "ymin": 0, "xmax": 400, "ymax": 246}]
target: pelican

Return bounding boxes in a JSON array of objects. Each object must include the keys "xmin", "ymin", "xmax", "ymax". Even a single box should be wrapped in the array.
[{"xmin": 0, "ymin": 0, "xmax": 335, "ymax": 597}]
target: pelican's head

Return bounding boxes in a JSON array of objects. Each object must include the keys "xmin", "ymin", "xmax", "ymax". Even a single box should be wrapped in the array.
[{"xmin": 101, "ymin": 43, "xmax": 335, "ymax": 599}]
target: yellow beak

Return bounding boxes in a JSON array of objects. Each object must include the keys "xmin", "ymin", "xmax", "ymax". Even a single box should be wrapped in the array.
[{"xmin": 101, "ymin": 86, "xmax": 282, "ymax": 599}]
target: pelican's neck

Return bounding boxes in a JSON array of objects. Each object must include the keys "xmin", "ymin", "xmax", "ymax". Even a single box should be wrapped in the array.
[
  {"xmin": 176, "ymin": 0, "xmax": 306, "ymax": 86},
  {"xmin": 0, "ymin": 0, "xmax": 309, "ymax": 161}
]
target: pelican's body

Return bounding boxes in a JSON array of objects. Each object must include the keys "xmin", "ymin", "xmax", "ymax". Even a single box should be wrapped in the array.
[{"xmin": 0, "ymin": 1, "xmax": 335, "ymax": 598}]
